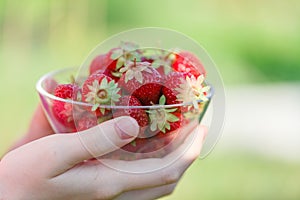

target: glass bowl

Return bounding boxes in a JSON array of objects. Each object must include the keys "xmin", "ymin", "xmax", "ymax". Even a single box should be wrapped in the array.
[{"xmin": 36, "ymin": 67, "xmax": 213, "ymax": 161}]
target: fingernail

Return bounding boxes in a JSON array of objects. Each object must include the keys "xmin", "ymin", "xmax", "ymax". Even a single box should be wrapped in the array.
[{"xmin": 114, "ymin": 117, "xmax": 139, "ymax": 140}]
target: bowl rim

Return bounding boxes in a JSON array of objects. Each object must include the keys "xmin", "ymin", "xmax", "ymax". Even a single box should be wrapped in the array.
[{"xmin": 36, "ymin": 67, "xmax": 214, "ymax": 109}]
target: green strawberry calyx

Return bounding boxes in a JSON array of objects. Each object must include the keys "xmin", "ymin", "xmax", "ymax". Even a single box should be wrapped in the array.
[
  {"xmin": 147, "ymin": 95, "xmax": 179, "ymax": 134},
  {"xmin": 85, "ymin": 78, "xmax": 121, "ymax": 114},
  {"xmin": 175, "ymin": 75, "xmax": 210, "ymax": 110},
  {"xmin": 110, "ymin": 41, "xmax": 141, "ymax": 71},
  {"xmin": 151, "ymin": 50, "xmax": 176, "ymax": 75},
  {"xmin": 119, "ymin": 58, "xmax": 153, "ymax": 83}
]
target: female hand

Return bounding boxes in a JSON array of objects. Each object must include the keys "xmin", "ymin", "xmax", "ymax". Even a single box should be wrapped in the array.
[{"xmin": 0, "ymin": 106, "xmax": 207, "ymax": 200}]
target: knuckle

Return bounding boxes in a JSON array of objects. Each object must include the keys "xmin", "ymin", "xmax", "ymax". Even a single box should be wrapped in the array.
[
  {"xmin": 161, "ymin": 171, "xmax": 180, "ymax": 184},
  {"xmin": 184, "ymin": 149, "xmax": 201, "ymax": 164},
  {"xmin": 189, "ymin": 151, "xmax": 200, "ymax": 162}
]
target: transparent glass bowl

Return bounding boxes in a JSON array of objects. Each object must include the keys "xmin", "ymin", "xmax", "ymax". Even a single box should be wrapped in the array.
[{"xmin": 36, "ymin": 67, "xmax": 213, "ymax": 160}]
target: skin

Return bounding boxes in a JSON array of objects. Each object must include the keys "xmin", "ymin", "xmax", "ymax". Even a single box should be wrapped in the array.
[{"xmin": 0, "ymin": 105, "xmax": 207, "ymax": 200}]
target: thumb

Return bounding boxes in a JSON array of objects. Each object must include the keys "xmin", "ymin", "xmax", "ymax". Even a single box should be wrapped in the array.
[
  {"xmin": 77, "ymin": 116, "xmax": 139, "ymax": 159},
  {"xmin": 49, "ymin": 116, "xmax": 139, "ymax": 174}
]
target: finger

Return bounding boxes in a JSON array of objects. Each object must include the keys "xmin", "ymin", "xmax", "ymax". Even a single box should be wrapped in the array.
[
  {"xmin": 48, "ymin": 116, "xmax": 139, "ymax": 175},
  {"xmin": 51, "ymin": 125, "xmax": 206, "ymax": 196},
  {"xmin": 27, "ymin": 104, "xmax": 54, "ymax": 136},
  {"xmin": 115, "ymin": 183, "xmax": 177, "ymax": 200},
  {"xmin": 112, "ymin": 125, "xmax": 207, "ymax": 191},
  {"xmin": 51, "ymin": 163, "xmax": 177, "ymax": 200}
]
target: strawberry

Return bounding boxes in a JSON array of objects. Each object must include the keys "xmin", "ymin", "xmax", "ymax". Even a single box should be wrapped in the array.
[
  {"xmin": 132, "ymin": 112, "xmax": 183, "ymax": 153},
  {"xmin": 141, "ymin": 57, "xmax": 154, "ymax": 63},
  {"xmin": 162, "ymin": 72, "xmax": 212, "ymax": 124},
  {"xmin": 172, "ymin": 51, "xmax": 206, "ymax": 78},
  {"xmin": 76, "ymin": 111, "xmax": 98, "ymax": 131},
  {"xmin": 54, "ymin": 84, "xmax": 79, "ymax": 100},
  {"xmin": 114, "ymin": 95, "xmax": 149, "ymax": 128},
  {"xmin": 147, "ymin": 95, "xmax": 182, "ymax": 134},
  {"xmin": 89, "ymin": 50, "xmax": 120, "ymax": 81},
  {"xmin": 89, "ymin": 54, "xmax": 109, "ymax": 75},
  {"xmin": 145, "ymin": 96, "xmax": 184, "ymax": 152},
  {"xmin": 50, "ymin": 44, "xmax": 212, "ymax": 157},
  {"xmin": 162, "ymin": 71, "xmax": 187, "ymax": 105},
  {"xmin": 82, "ymin": 72, "xmax": 121, "ymax": 116},
  {"xmin": 122, "ymin": 95, "xmax": 183, "ymax": 154},
  {"xmin": 155, "ymin": 111, "xmax": 182, "ymax": 146},
  {"xmin": 52, "ymin": 84, "xmax": 80, "ymax": 131},
  {"xmin": 90, "ymin": 42, "xmax": 142, "ymax": 81},
  {"xmin": 150, "ymin": 49, "xmax": 176, "ymax": 76},
  {"xmin": 118, "ymin": 59, "xmax": 163, "ymax": 105},
  {"xmin": 175, "ymin": 75, "xmax": 210, "ymax": 110}
]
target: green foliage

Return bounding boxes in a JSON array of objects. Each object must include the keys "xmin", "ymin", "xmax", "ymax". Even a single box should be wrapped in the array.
[
  {"xmin": 105, "ymin": 0, "xmax": 300, "ymax": 83},
  {"xmin": 161, "ymin": 152, "xmax": 300, "ymax": 200},
  {"xmin": 239, "ymin": 38, "xmax": 300, "ymax": 82}
]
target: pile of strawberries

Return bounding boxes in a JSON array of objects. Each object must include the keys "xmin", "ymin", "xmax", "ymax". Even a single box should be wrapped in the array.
[{"xmin": 51, "ymin": 42, "xmax": 210, "ymax": 154}]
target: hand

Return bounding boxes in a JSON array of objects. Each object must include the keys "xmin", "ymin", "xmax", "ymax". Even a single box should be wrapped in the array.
[{"xmin": 0, "ymin": 108, "xmax": 207, "ymax": 200}]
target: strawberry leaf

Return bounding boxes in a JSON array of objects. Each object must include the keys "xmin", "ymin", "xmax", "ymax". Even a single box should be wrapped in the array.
[
  {"xmin": 130, "ymin": 140, "xmax": 137, "ymax": 147},
  {"xmin": 135, "ymin": 71, "xmax": 143, "ymax": 83},
  {"xmin": 150, "ymin": 120, "xmax": 157, "ymax": 131},
  {"xmin": 120, "ymin": 41, "xmax": 139, "ymax": 52},
  {"xmin": 166, "ymin": 108, "xmax": 178, "ymax": 113},
  {"xmin": 116, "ymin": 57, "xmax": 125, "ymax": 70},
  {"xmin": 92, "ymin": 103, "xmax": 99, "ymax": 111},
  {"xmin": 158, "ymin": 122, "xmax": 166, "ymax": 132},
  {"xmin": 111, "ymin": 49, "xmax": 123, "ymax": 60},
  {"xmin": 100, "ymin": 107, "xmax": 106, "ymax": 115},
  {"xmin": 159, "ymin": 95, "xmax": 166, "ymax": 105},
  {"xmin": 168, "ymin": 114, "xmax": 179, "ymax": 122},
  {"xmin": 165, "ymin": 122, "xmax": 171, "ymax": 131},
  {"xmin": 152, "ymin": 60, "xmax": 161, "ymax": 69},
  {"xmin": 125, "ymin": 70, "xmax": 134, "ymax": 83},
  {"xmin": 111, "ymin": 71, "xmax": 123, "ymax": 77}
]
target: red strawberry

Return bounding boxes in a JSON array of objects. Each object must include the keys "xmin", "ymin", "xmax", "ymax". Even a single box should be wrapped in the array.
[
  {"xmin": 106, "ymin": 48, "xmax": 120, "ymax": 71},
  {"xmin": 103, "ymin": 48, "xmax": 123, "ymax": 82},
  {"xmin": 89, "ymin": 51, "xmax": 120, "ymax": 81},
  {"xmin": 122, "ymin": 95, "xmax": 183, "ymax": 154},
  {"xmin": 145, "ymin": 110, "xmax": 183, "ymax": 153},
  {"xmin": 155, "ymin": 111, "xmax": 182, "ymax": 145},
  {"xmin": 118, "ymin": 60, "xmax": 162, "ymax": 105},
  {"xmin": 173, "ymin": 75, "xmax": 211, "ymax": 110},
  {"xmin": 89, "ymin": 54, "xmax": 108, "ymax": 75},
  {"xmin": 162, "ymin": 72, "xmax": 187, "ymax": 105},
  {"xmin": 114, "ymin": 95, "xmax": 149, "ymax": 127},
  {"xmin": 82, "ymin": 72, "xmax": 121, "ymax": 116},
  {"xmin": 141, "ymin": 57, "xmax": 154, "ymax": 63},
  {"xmin": 76, "ymin": 111, "xmax": 98, "ymax": 131},
  {"xmin": 147, "ymin": 95, "xmax": 182, "ymax": 134},
  {"xmin": 172, "ymin": 51, "xmax": 206, "ymax": 78},
  {"xmin": 52, "ymin": 84, "xmax": 80, "ymax": 130},
  {"xmin": 54, "ymin": 84, "xmax": 79, "ymax": 99},
  {"xmin": 91, "ymin": 42, "xmax": 142, "ymax": 81},
  {"xmin": 150, "ymin": 50, "xmax": 176, "ymax": 76},
  {"xmin": 122, "ymin": 116, "xmax": 182, "ymax": 154}
]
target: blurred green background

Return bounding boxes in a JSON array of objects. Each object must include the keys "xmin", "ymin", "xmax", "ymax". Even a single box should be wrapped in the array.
[{"xmin": 0, "ymin": 0, "xmax": 300, "ymax": 199}]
